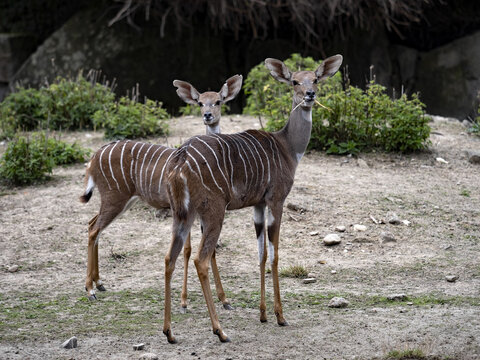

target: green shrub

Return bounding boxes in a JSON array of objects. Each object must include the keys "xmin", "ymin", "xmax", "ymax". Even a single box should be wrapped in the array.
[
  {"xmin": 244, "ymin": 53, "xmax": 431, "ymax": 153},
  {"xmin": 93, "ymin": 97, "xmax": 169, "ymax": 139},
  {"xmin": 44, "ymin": 75, "xmax": 115, "ymax": 130},
  {"xmin": 0, "ymin": 72, "xmax": 115, "ymax": 138},
  {"xmin": 0, "ymin": 132, "xmax": 89, "ymax": 186},
  {"xmin": 468, "ymin": 104, "xmax": 480, "ymax": 136},
  {"xmin": 0, "ymin": 88, "xmax": 49, "ymax": 138},
  {"xmin": 45, "ymin": 136, "xmax": 90, "ymax": 166}
]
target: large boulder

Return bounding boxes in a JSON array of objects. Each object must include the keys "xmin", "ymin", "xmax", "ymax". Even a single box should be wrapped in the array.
[{"xmin": 415, "ymin": 30, "xmax": 480, "ymax": 119}]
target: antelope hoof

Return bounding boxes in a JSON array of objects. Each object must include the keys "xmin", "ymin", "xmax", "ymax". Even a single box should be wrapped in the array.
[
  {"xmin": 260, "ymin": 310, "xmax": 267, "ymax": 323},
  {"xmin": 86, "ymin": 288, "xmax": 97, "ymax": 301},
  {"xmin": 223, "ymin": 303, "xmax": 234, "ymax": 310},
  {"xmin": 163, "ymin": 329, "xmax": 177, "ymax": 344},
  {"xmin": 180, "ymin": 306, "xmax": 188, "ymax": 314},
  {"xmin": 96, "ymin": 284, "xmax": 106, "ymax": 292},
  {"xmin": 214, "ymin": 329, "xmax": 230, "ymax": 343},
  {"xmin": 278, "ymin": 319, "xmax": 289, "ymax": 326}
]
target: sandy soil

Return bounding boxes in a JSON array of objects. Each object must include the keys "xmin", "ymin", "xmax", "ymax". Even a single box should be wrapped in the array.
[{"xmin": 0, "ymin": 115, "xmax": 479, "ymax": 359}]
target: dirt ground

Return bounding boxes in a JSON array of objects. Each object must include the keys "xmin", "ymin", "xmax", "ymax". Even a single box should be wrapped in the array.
[{"xmin": 0, "ymin": 115, "xmax": 479, "ymax": 360}]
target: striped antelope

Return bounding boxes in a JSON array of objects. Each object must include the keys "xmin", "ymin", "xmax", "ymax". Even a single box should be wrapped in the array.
[
  {"xmin": 162, "ymin": 54, "xmax": 343, "ymax": 343},
  {"xmin": 79, "ymin": 75, "xmax": 243, "ymax": 304}
]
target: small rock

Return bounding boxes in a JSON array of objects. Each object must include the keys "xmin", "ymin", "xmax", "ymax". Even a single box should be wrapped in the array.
[
  {"xmin": 462, "ymin": 119, "xmax": 472, "ymax": 128},
  {"xmin": 328, "ymin": 297, "xmax": 349, "ymax": 308},
  {"xmin": 402, "ymin": 219, "xmax": 411, "ymax": 226},
  {"xmin": 445, "ymin": 275, "xmax": 458, "ymax": 283},
  {"xmin": 369, "ymin": 215, "xmax": 379, "ymax": 224},
  {"xmin": 407, "ymin": 302, "xmax": 414, "ymax": 306},
  {"xmin": 287, "ymin": 203, "xmax": 307, "ymax": 213},
  {"xmin": 357, "ymin": 158, "xmax": 369, "ymax": 168},
  {"xmin": 353, "ymin": 224, "xmax": 367, "ymax": 232},
  {"xmin": 61, "ymin": 336, "xmax": 77, "ymax": 349},
  {"xmin": 318, "ymin": 260, "xmax": 327, "ymax": 264},
  {"xmin": 303, "ymin": 278, "xmax": 316, "ymax": 284},
  {"xmin": 387, "ymin": 294, "xmax": 408, "ymax": 301},
  {"xmin": 323, "ymin": 234, "xmax": 341, "ymax": 246},
  {"xmin": 466, "ymin": 150, "xmax": 480, "ymax": 165},
  {"xmin": 353, "ymin": 237, "xmax": 375, "ymax": 243},
  {"xmin": 381, "ymin": 231, "xmax": 397, "ymax": 243},
  {"xmin": 335, "ymin": 225, "xmax": 346, "ymax": 232},
  {"xmin": 309, "ymin": 231, "xmax": 319, "ymax": 236},
  {"xmin": 436, "ymin": 157, "xmax": 448, "ymax": 164},
  {"xmin": 331, "ymin": 270, "xmax": 337, "ymax": 274},
  {"xmin": 8, "ymin": 265, "xmax": 19, "ymax": 273},
  {"xmin": 139, "ymin": 353, "xmax": 159, "ymax": 360},
  {"xmin": 388, "ymin": 214, "xmax": 402, "ymax": 225},
  {"xmin": 133, "ymin": 343, "xmax": 145, "ymax": 351}
]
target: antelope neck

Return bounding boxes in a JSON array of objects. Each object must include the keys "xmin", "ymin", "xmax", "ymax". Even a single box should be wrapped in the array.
[
  {"xmin": 206, "ymin": 123, "xmax": 221, "ymax": 135},
  {"xmin": 278, "ymin": 99, "xmax": 313, "ymax": 164}
]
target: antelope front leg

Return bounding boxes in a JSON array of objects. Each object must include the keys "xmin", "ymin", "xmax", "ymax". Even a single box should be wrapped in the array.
[
  {"xmin": 267, "ymin": 205, "xmax": 288, "ymax": 326},
  {"xmin": 254, "ymin": 205, "xmax": 268, "ymax": 322},
  {"xmin": 211, "ymin": 250, "xmax": 232, "ymax": 310}
]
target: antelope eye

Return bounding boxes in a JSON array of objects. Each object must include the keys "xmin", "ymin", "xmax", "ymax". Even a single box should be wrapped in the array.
[
  {"xmin": 292, "ymin": 80, "xmax": 299, "ymax": 86},
  {"xmin": 313, "ymin": 78, "xmax": 318, "ymax": 84},
  {"xmin": 198, "ymin": 102, "xmax": 203, "ymax": 107},
  {"xmin": 215, "ymin": 100, "xmax": 221, "ymax": 106}
]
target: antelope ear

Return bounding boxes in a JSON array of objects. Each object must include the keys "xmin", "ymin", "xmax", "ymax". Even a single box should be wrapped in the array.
[
  {"xmin": 264, "ymin": 58, "xmax": 292, "ymax": 84},
  {"xmin": 315, "ymin": 55, "xmax": 343, "ymax": 80},
  {"xmin": 173, "ymin": 80, "xmax": 200, "ymax": 105},
  {"xmin": 219, "ymin": 74, "xmax": 243, "ymax": 102}
]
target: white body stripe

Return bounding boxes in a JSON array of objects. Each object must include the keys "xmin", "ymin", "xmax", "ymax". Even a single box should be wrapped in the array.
[
  {"xmin": 236, "ymin": 135, "xmax": 259, "ymax": 188},
  {"xmin": 99, "ymin": 144, "xmax": 113, "ymax": 190},
  {"xmin": 245, "ymin": 132, "xmax": 271, "ymax": 183},
  {"xmin": 228, "ymin": 135, "xmax": 250, "ymax": 186},
  {"xmin": 149, "ymin": 148, "xmax": 170, "ymax": 196},
  {"xmin": 196, "ymin": 137, "xmax": 229, "ymax": 190},
  {"xmin": 134, "ymin": 143, "xmax": 147, "ymax": 191},
  {"xmin": 129, "ymin": 142, "xmax": 139, "ymax": 183},
  {"xmin": 213, "ymin": 135, "xmax": 235, "ymax": 189},
  {"xmin": 144, "ymin": 146, "xmax": 162, "ymax": 198},
  {"xmin": 238, "ymin": 133, "xmax": 264, "ymax": 185},
  {"xmin": 158, "ymin": 150, "xmax": 176, "ymax": 193},
  {"xmin": 108, "ymin": 141, "xmax": 121, "ymax": 191},
  {"xmin": 186, "ymin": 154, "xmax": 212, "ymax": 192},
  {"xmin": 139, "ymin": 144, "xmax": 155, "ymax": 197},
  {"xmin": 119, "ymin": 141, "xmax": 131, "ymax": 192},
  {"xmin": 190, "ymin": 145, "xmax": 224, "ymax": 194}
]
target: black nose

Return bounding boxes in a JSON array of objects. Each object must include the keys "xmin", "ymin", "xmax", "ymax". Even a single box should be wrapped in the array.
[
  {"xmin": 306, "ymin": 90, "xmax": 315, "ymax": 98},
  {"xmin": 204, "ymin": 112, "xmax": 213, "ymax": 119}
]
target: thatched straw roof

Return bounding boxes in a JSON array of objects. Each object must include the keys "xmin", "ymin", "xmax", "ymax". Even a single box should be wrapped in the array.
[{"xmin": 108, "ymin": 0, "xmax": 435, "ymax": 48}]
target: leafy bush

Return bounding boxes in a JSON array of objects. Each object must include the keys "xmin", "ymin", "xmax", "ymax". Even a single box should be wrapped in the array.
[
  {"xmin": 0, "ymin": 72, "xmax": 115, "ymax": 138},
  {"xmin": 93, "ymin": 97, "xmax": 169, "ymax": 139},
  {"xmin": 468, "ymin": 104, "xmax": 480, "ymax": 136},
  {"xmin": 43, "ymin": 75, "xmax": 115, "ymax": 130},
  {"xmin": 0, "ymin": 132, "xmax": 89, "ymax": 186},
  {"xmin": 244, "ymin": 53, "xmax": 431, "ymax": 153}
]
